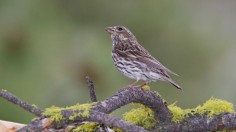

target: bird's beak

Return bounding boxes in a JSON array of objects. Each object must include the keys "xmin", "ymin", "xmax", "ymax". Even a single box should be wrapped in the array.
[{"xmin": 105, "ymin": 27, "xmax": 115, "ymax": 34}]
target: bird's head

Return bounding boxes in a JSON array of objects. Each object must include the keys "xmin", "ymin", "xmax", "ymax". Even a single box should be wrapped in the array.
[{"xmin": 105, "ymin": 26, "xmax": 136, "ymax": 41}]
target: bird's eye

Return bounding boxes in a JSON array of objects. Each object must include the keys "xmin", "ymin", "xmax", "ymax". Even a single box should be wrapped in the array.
[{"xmin": 117, "ymin": 27, "xmax": 123, "ymax": 31}]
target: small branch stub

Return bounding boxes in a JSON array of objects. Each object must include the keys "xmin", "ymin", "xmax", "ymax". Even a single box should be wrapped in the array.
[{"xmin": 86, "ymin": 76, "xmax": 97, "ymax": 102}]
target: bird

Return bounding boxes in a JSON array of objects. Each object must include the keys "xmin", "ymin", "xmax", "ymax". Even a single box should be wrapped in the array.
[{"xmin": 105, "ymin": 25, "xmax": 181, "ymax": 90}]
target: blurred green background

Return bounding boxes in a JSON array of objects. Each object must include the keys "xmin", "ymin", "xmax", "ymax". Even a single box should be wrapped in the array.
[{"xmin": 1, "ymin": 0, "xmax": 236, "ymax": 124}]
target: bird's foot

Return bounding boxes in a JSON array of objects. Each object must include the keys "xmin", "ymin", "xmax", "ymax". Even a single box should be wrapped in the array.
[{"xmin": 139, "ymin": 83, "xmax": 150, "ymax": 90}]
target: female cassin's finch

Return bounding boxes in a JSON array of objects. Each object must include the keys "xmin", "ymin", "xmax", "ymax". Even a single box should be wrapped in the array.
[{"xmin": 105, "ymin": 25, "xmax": 181, "ymax": 90}]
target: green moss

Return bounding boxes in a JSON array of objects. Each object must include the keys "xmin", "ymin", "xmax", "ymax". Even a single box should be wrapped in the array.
[
  {"xmin": 123, "ymin": 106, "xmax": 157, "ymax": 129},
  {"xmin": 43, "ymin": 103, "xmax": 96, "ymax": 122},
  {"xmin": 32, "ymin": 104, "xmax": 38, "ymax": 108},
  {"xmin": 1, "ymin": 89, "xmax": 7, "ymax": 92},
  {"xmin": 195, "ymin": 97, "xmax": 234, "ymax": 118},
  {"xmin": 141, "ymin": 84, "xmax": 150, "ymax": 90},
  {"xmin": 168, "ymin": 103, "xmax": 186, "ymax": 123},
  {"xmin": 43, "ymin": 106, "xmax": 64, "ymax": 121},
  {"xmin": 68, "ymin": 103, "xmax": 95, "ymax": 120},
  {"xmin": 43, "ymin": 95, "xmax": 234, "ymax": 130},
  {"xmin": 124, "ymin": 97, "xmax": 234, "ymax": 126},
  {"xmin": 72, "ymin": 122, "xmax": 98, "ymax": 132},
  {"xmin": 168, "ymin": 97, "xmax": 234, "ymax": 123}
]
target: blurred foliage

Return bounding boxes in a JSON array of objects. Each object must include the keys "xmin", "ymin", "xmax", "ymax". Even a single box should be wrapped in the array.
[{"xmin": 0, "ymin": 0, "xmax": 236, "ymax": 123}]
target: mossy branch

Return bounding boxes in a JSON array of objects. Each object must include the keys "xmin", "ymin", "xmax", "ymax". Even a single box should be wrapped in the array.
[
  {"xmin": 92, "ymin": 87, "xmax": 171, "ymax": 122},
  {"xmin": 1, "ymin": 83, "xmax": 236, "ymax": 131},
  {"xmin": 157, "ymin": 112, "xmax": 236, "ymax": 131},
  {"xmin": 18, "ymin": 110, "xmax": 147, "ymax": 132}
]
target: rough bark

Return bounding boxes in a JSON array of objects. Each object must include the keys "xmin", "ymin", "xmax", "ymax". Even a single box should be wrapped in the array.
[
  {"xmin": 156, "ymin": 112, "xmax": 236, "ymax": 131},
  {"xmin": 1, "ymin": 86, "xmax": 236, "ymax": 132},
  {"xmin": 93, "ymin": 87, "xmax": 171, "ymax": 122},
  {"xmin": 18, "ymin": 110, "xmax": 147, "ymax": 132},
  {"xmin": 0, "ymin": 90, "xmax": 43, "ymax": 117}
]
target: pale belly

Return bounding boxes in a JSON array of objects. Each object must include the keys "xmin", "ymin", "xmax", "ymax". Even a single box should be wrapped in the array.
[
  {"xmin": 112, "ymin": 53, "xmax": 164, "ymax": 81},
  {"xmin": 114, "ymin": 60, "xmax": 162, "ymax": 81}
]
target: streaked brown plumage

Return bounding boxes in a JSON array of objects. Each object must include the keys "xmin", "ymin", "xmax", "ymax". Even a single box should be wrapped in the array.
[{"xmin": 105, "ymin": 25, "xmax": 181, "ymax": 90}]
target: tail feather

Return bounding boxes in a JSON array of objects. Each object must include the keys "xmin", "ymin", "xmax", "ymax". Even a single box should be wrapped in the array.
[
  {"xmin": 165, "ymin": 78, "xmax": 182, "ymax": 90},
  {"xmin": 170, "ymin": 81, "xmax": 182, "ymax": 90},
  {"xmin": 166, "ymin": 68, "xmax": 179, "ymax": 76}
]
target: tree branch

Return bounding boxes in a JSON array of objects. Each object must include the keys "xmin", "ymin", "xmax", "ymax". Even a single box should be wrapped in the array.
[
  {"xmin": 156, "ymin": 112, "xmax": 236, "ymax": 131},
  {"xmin": 18, "ymin": 110, "xmax": 147, "ymax": 132},
  {"xmin": 0, "ymin": 89, "xmax": 43, "ymax": 117},
  {"xmin": 86, "ymin": 76, "xmax": 97, "ymax": 102},
  {"xmin": 1, "ymin": 86, "xmax": 236, "ymax": 131},
  {"xmin": 93, "ymin": 87, "xmax": 172, "ymax": 122}
]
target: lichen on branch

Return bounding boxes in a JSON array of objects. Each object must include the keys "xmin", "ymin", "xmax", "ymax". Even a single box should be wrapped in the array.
[
  {"xmin": 43, "ymin": 103, "xmax": 95, "ymax": 123},
  {"xmin": 1, "ymin": 85, "xmax": 236, "ymax": 132}
]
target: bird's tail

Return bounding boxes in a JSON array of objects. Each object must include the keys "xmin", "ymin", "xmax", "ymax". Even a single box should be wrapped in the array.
[
  {"xmin": 167, "ymin": 68, "xmax": 179, "ymax": 76},
  {"xmin": 165, "ymin": 78, "xmax": 182, "ymax": 90}
]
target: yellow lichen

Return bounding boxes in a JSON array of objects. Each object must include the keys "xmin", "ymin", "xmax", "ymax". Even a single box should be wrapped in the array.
[
  {"xmin": 168, "ymin": 97, "xmax": 235, "ymax": 123},
  {"xmin": 141, "ymin": 84, "xmax": 150, "ymax": 90},
  {"xmin": 72, "ymin": 122, "xmax": 98, "ymax": 132},
  {"xmin": 1, "ymin": 89, "xmax": 7, "ymax": 92},
  {"xmin": 123, "ymin": 106, "xmax": 157, "ymax": 129},
  {"xmin": 32, "ymin": 104, "xmax": 38, "ymax": 108},
  {"xmin": 195, "ymin": 97, "xmax": 234, "ymax": 118},
  {"xmin": 43, "ymin": 106, "xmax": 64, "ymax": 121},
  {"xmin": 68, "ymin": 103, "xmax": 95, "ymax": 120},
  {"xmin": 43, "ymin": 103, "xmax": 96, "ymax": 122},
  {"xmin": 168, "ymin": 103, "xmax": 186, "ymax": 123}
]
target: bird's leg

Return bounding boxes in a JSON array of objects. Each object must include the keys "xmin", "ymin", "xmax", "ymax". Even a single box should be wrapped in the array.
[
  {"xmin": 127, "ymin": 80, "xmax": 139, "ymax": 88},
  {"xmin": 139, "ymin": 83, "xmax": 146, "ymax": 88},
  {"xmin": 139, "ymin": 81, "xmax": 151, "ymax": 88}
]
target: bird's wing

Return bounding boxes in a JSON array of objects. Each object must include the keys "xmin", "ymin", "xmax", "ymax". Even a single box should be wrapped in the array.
[
  {"xmin": 114, "ymin": 41, "xmax": 178, "ymax": 77},
  {"xmin": 136, "ymin": 42, "xmax": 179, "ymax": 76},
  {"xmin": 136, "ymin": 57, "xmax": 171, "ymax": 78}
]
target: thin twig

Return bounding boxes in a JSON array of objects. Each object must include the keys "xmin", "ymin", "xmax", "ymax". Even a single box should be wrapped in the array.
[
  {"xmin": 0, "ymin": 89, "xmax": 43, "ymax": 117},
  {"xmin": 86, "ymin": 76, "xmax": 97, "ymax": 102}
]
